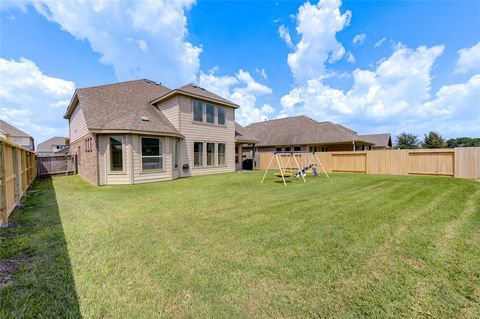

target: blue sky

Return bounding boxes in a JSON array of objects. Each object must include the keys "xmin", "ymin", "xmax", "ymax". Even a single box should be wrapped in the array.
[{"xmin": 1, "ymin": 0, "xmax": 479, "ymax": 144}]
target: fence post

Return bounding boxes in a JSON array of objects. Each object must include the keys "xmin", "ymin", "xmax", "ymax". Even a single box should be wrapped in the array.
[{"xmin": 0, "ymin": 141, "xmax": 7, "ymax": 227}]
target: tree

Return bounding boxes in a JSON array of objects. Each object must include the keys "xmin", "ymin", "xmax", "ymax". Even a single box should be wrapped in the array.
[
  {"xmin": 422, "ymin": 131, "xmax": 446, "ymax": 148},
  {"xmin": 446, "ymin": 137, "xmax": 480, "ymax": 148},
  {"xmin": 395, "ymin": 133, "xmax": 419, "ymax": 149}
]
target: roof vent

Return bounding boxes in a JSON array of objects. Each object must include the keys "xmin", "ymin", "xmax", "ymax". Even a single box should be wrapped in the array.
[{"xmin": 140, "ymin": 116, "xmax": 150, "ymax": 121}]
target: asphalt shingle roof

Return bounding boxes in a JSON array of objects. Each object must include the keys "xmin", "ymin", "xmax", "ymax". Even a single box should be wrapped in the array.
[
  {"xmin": 358, "ymin": 134, "xmax": 392, "ymax": 148},
  {"xmin": 245, "ymin": 115, "xmax": 373, "ymax": 146},
  {"xmin": 235, "ymin": 122, "xmax": 259, "ymax": 143},
  {"xmin": 0, "ymin": 119, "xmax": 32, "ymax": 138},
  {"xmin": 37, "ymin": 136, "xmax": 68, "ymax": 152}
]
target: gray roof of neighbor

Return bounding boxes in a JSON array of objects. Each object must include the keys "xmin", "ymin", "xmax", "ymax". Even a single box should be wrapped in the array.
[
  {"xmin": 37, "ymin": 136, "xmax": 68, "ymax": 152},
  {"xmin": 235, "ymin": 122, "xmax": 259, "ymax": 143},
  {"xmin": 67, "ymin": 79, "xmax": 182, "ymax": 137},
  {"xmin": 245, "ymin": 115, "xmax": 373, "ymax": 146},
  {"xmin": 358, "ymin": 133, "xmax": 392, "ymax": 147},
  {"xmin": 0, "ymin": 119, "xmax": 32, "ymax": 138}
]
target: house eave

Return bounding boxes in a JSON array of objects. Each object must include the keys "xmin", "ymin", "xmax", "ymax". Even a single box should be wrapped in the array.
[{"xmin": 90, "ymin": 128, "xmax": 184, "ymax": 139}]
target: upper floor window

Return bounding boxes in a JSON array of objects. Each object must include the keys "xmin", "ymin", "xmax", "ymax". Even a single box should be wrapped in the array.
[
  {"xmin": 206, "ymin": 104, "xmax": 215, "ymax": 123},
  {"xmin": 192, "ymin": 100, "xmax": 227, "ymax": 126},
  {"xmin": 193, "ymin": 100, "xmax": 203, "ymax": 122},
  {"xmin": 217, "ymin": 107, "xmax": 225, "ymax": 125},
  {"xmin": 141, "ymin": 137, "xmax": 163, "ymax": 170}
]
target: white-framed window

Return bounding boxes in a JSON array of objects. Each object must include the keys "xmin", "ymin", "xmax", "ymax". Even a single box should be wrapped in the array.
[
  {"xmin": 217, "ymin": 106, "xmax": 225, "ymax": 125},
  {"xmin": 218, "ymin": 143, "xmax": 226, "ymax": 165},
  {"xmin": 309, "ymin": 146, "xmax": 318, "ymax": 152},
  {"xmin": 194, "ymin": 142, "xmax": 203, "ymax": 167},
  {"xmin": 193, "ymin": 100, "xmax": 203, "ymax": 122},
  {"xmin": 285, "ymin": 146, "xmax": 291, "ymax": 152},
  {"xmin": 109, "ymin": 136, "xmax": 123, "ymax": 171},
  {"xmin": 173, "ymin": 139, "xmax": 180, "ymax": 169},
  {"xmin": 275, "ymin": 147, "xmax": 282, "ymax": 152},
  {"xmin": 293, "ymin": 146, "xmax": 301, "ymax": 152},
  {"xmin": 206, "ymin": 142, "xmax": 215, "ymax": 166},
  {"xmin": 141, "ymin": 137, "xmax": 163, "ymax": 170},
  {"xmin": 206, "ymin": 103, "xmax": 215, "ymax": 124}
]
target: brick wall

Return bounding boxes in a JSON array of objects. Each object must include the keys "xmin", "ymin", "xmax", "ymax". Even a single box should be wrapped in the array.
[{"xmin": 70, "ymin": 133, "xmax": 98, "ymax": 185}]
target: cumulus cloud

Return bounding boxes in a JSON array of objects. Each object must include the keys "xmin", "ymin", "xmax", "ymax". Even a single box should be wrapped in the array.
[
  {"xmin": 352, "ymin": 33, "xmax": 366, "ymax": 45},
  {"xmin": 0, "ymin": 58, "xmax": 75, "ymax": 143},
  {"xmin": 198, "ymin": 69, "xmax": 273, "ymax": 125},
  {"xmin": 455, "ymin": 42, "xmax": 480, "ymax": 74},
  {"xmin": 27, "ymin": 0, "xmax": 201, "ymax": 88},
  {"xmin": 286, "ymin": 0, "xmax": 351, "ymax": 82}
]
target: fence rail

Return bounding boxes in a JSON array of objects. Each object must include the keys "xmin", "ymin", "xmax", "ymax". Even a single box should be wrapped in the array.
[
  {"xmin": 0, "ymin": 138, "xmax": 37, "ymax": 227},
  {"xmin": 37, "ymin": 155, "xmax": 76, "ymax": 176},
  {"xmin": 258, "ymin": 148, "xmax": 480, "ymax": 180}
]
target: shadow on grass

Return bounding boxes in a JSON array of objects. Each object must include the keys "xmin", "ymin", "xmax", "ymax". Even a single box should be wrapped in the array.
[{"xmin": 0, "ymin": 177, "xmax": 81, "ymax": 318}]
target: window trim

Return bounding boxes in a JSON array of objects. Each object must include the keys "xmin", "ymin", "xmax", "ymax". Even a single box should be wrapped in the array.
[
  {"xmin": 140, "ymin": 136, "xmax": 165, "ymax": 173},
  {"xmin": 107, "ymin": 135, "xmax": 126, "ymax": 174},
  {"xmin": 193, "ymin": 141, "xmax": 227, "ymax": 168}
]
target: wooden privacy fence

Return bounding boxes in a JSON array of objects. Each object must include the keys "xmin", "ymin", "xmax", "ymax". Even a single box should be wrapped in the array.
[
  {"xmin": 37, "ymin": 155, "xmax": 76, "ymax": 176},
  {"xmin": 258, "ymin": 148, "xmax": 480, "ymax": 180},
  {"xmin": 0, "ymin": 138, "xmax": 37, "ymax": 227}
]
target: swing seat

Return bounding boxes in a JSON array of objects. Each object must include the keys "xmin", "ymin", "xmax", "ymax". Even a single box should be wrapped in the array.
[{"xmin": 274, "ymin": 172, "xmax": 292, "ymax": 178}]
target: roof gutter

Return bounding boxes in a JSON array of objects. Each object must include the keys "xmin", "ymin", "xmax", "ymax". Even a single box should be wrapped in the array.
[{"xmin": 89, "ymin": 129, "xmax": 184, "ymax": 139}]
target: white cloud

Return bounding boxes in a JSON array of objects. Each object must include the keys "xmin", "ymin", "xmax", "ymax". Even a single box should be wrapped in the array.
[
  {"xmin": 278, "ymin": 25, "xmax": 294, "ymax": 48},
  {"xmin": 198, "ymin": 69, "xmax": 273, "ymax": 125},
  {"xmin": 455, "ymin": 42, "xmax": 480, "ymax": 74},
  {"xmin": 0, "ymin": 57, "xmax": 75, "ymax": 143},
  {"xmin": 352, "ymin": 33, "xmax": 366, "ymax": 45},
  {"xmin": 374, "ymin": 37, "xmax": 386, "ymax": 47},
  {"xmin": 27, "ymin": 0, "xmax": 201, "ymax": 88},
  {"xmin": 279, "ymin": 44, "xmax": 479, "ymax": 135},
  {"xmin": 346, "ymin": 52, "xmax": 355, "ymax": 64},
  {"xmin": 286, "ymin": 0, "xmax": 351, "ymax": 82}
]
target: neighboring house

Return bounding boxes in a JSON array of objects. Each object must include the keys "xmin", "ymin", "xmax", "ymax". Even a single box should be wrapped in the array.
[
  {"xmin": 244, "ymin": 115, "xmax": 391, "ymax": 152},
  {"xmin": 0, "ymin": 119, "xmax": 35, "ymax": 150},
  {"xmin": 36, "ymin": 136, "xmax": 69, "ymax": 157},
  {"xmin": 357, "ymin": 134, "xmax": 392, "ymax": 149},
  {"xmin": 64, "ymin": 79, "xmax": 238, "ymax": 185}
]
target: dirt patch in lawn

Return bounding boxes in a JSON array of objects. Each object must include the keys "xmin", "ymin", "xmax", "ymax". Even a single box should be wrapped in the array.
[{"xmin": 0, "ymin": 253, "xmax": 31, "ymax": 288}]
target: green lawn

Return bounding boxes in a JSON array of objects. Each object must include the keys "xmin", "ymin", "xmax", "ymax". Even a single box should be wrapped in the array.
[{"xmin": 1, "ymin": 172, "xmax": 479, "ymax": 318}]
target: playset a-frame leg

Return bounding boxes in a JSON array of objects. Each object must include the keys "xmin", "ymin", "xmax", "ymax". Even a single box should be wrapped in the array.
[
  {"xmin": 261, "ymin": 153, "xmax": 276, "ymax": 183},
  {"xmin": 313, "ymin": 152, "xmax": 329, "ymax": 178},
  {"xmin": 275, "ymin": 153, "xmax": 287, "ymax": 186}
]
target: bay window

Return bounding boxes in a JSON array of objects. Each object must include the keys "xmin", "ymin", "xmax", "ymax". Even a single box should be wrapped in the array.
[
  {"xmin": 109, "ymin": 136, "xmax": 123, "ymax": 171},
  {"xmin": 141, "ymin": 137, "xmax": 163, "ymax": 170}
]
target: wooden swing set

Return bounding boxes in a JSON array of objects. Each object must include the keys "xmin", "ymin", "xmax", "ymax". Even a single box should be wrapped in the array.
[{"xmin": 261, "ymin": 151, "xmax": 329, "ymax": 186}]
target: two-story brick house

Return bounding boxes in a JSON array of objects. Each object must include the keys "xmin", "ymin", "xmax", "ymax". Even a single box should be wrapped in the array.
[{"xmin": 64, "ymin": 79, "xmax": 239, "ymax": 185}]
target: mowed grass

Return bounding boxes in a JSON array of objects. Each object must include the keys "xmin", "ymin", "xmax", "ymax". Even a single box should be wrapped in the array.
[{"xmin": 1, "ymin": 172, "xmax": 479, "ymax": 318}]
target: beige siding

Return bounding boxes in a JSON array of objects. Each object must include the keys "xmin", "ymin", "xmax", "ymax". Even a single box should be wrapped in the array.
[
  {"xmin": 70, "ymin": 105, "xmax": 89, "ymax": 143},
  {"xmin": 178, "ymin": 95, "xmax": 236, "ymax": 177},
  {"xmin": 156, "ymin": 96, "xmax": 180, "ymax": 130}
]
